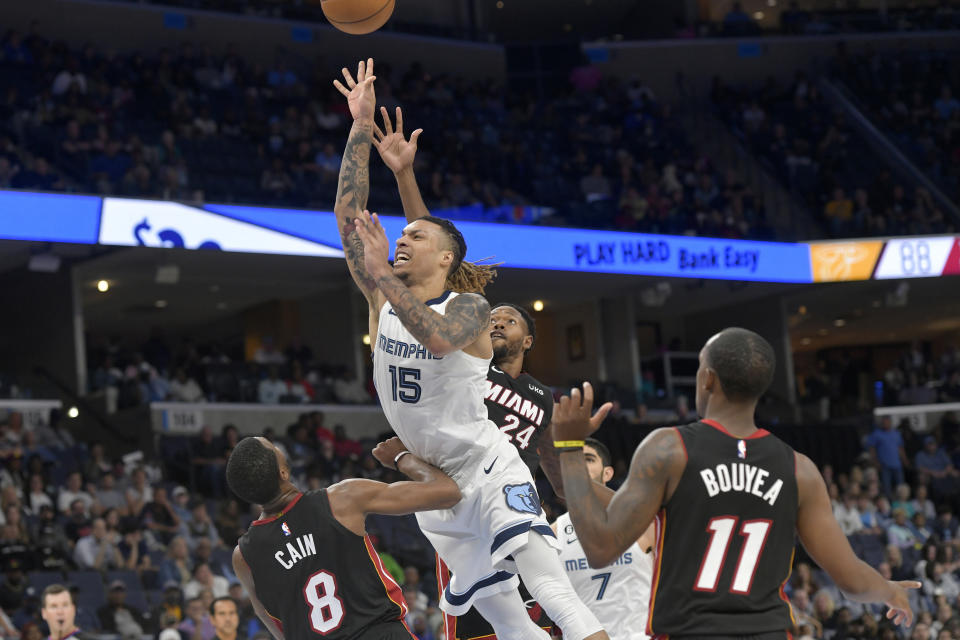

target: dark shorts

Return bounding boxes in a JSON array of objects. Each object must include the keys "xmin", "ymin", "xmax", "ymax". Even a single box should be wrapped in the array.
[{"xmin": 359, "ymin": 620, "xmax": 417, "ymax": 640}]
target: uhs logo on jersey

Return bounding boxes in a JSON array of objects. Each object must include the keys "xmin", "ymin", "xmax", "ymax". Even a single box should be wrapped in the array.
[{"xmin": 503, "ymin": 483, "xmax": 541, "ymax": 516}]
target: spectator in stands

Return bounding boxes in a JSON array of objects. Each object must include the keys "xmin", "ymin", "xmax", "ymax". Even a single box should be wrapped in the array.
[
  {"xmin": 824, "ymin": 187, "xmax": 854, "ymax": 236},
  {"xmin": 98, "ymin": 581, "xmax": 149, "ymax": 637},
  {"xmin": 916, "ymin": 435, "xmax": 960, "ymax": 497},
  {"xmin": 912, "ymin": 484, "xmax": 937, "ymax": 520},
  {"xmin": 143, "ymin": 487, "xmax": 181, "ymax": 546},
  {"xmin": 866, "ymin": 415, "xmax": 909, "ymax": 495},
  {"xmin": 185, "ymin": 563, "xmax": 230, "ymax": 600},
  {"xmin": 118, "ymin": 523, "xmax": 150, "ymax": 572},
  {"xmin": 26, "ymin": 473, "xmax": 53, "ymax": 514},
  {"xmin": 934, "ymin": 86, "xmax": 960, "ymax": 120},
  {"xmin": 179, "ymin": 596, "xmax": 215, "ymax": 640},
  {"xmin": 257, "ymin": 367, "xmax": 287, "ymax": 405},
  {"xmin": 209, "ymin": 597, "xmax": 239, "ymax": 640},
  {"xmin": 58, "ymin": 470, "xmax": 94, "ymax": 515},
  {"xmin": 332, "ymin": 369, "xmax": 370, "ymax": 404},
  {"xmin": 126, "ymin": 466, "xmax": 154, "ymax": 516},
  {"xmin": 284, "ymin": 361, "xmax": 314, "ymax": 403},
  {"xmin": 157, "ymin": 613, "xmax": 182, "ymax": 640},
  {"xmin": 934, "ymin": 506, "xmax": 958, "ymax": 542},
  {"xmin": 170, "ymin": 369, "xmax": 205, "ymax": 403},
  {"xmin": 253, "ymin": 337, "xmax": 285, "ymax": 365},
  {"xmin": 159, "ymin": 536, "xmax": 194, "ymax": 587},
  {"xmin": 94, "ymin": 473, "xmax": 126, "ymax": 514},
  {"xmin": 74, "ymin": 517, "xmax": 123, "ymax": 570},
  {"xmin": 887, "ymin": 508, "xmax": 919, "ymax": 548},
  {"xmin": 155, "ymin": 582, "xmax": 184, "ymax": 625},
  {"xmin": 925, "ymin": 562, "xmax": 960, "ymax": 602},
  {"xmin": 171, "ymin": 486, "xmax": 192, "ymax": 522},
  {"xmin": 332, "ymin": 425, "xmax": 363, "ymax": 460},
  {"xmin": 11, "ymin": 157, "xmax": 64, "ymax": 191},
  {"xmin": 30, "ymin": 504, "xmax": 71, "ymax": 571},
  {"xmin": 64, "ymin": 498, "xmax": 93, "ymax": 543},
  {"xmin": 182, "ymin": 499, "xmax": 222, "ymax": 550},
  {"xmin": 214, "ymin": 500, "xmax": 245, "ymax": 548}
]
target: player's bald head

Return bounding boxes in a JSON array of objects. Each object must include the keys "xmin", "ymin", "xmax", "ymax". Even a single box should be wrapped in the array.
[{"xmin": 702, "ymin": 328, "xmax": 775, "ymax": 402}]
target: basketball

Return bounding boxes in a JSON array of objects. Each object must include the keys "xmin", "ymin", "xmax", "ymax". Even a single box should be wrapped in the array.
[{"xmin": 321, "ymin": 0, "xmax": 396, "ymax": 35}]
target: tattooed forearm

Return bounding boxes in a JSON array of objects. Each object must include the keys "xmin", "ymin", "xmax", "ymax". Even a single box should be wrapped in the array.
[
  {"xmin": 335, "ymin": 120, "xmax": 373, "ymax": 216},
  {"xmin": 375, "ymin": 275, "xmax": 490, "ymax": 355},
  {"xmin": 336, "ymin": 120, "xmax": 376, "ymax": 295}
]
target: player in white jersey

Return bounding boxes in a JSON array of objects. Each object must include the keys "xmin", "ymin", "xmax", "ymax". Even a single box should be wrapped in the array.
[
  {"xmin": 553, "ymin": 438, "xmax": 655, "ymax": 640},
  {"xmin": 332, "ymin": 59, "xmax": 608, "ymax": 640}
]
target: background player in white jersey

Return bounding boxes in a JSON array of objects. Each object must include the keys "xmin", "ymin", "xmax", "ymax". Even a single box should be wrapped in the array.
[
  {"xmin": 333, "ymin": 58, "xmax": 608, "ymax": 640},
  {"xmin": 553, "ymin": 438, "xmax": 655, "ymax": 640}
]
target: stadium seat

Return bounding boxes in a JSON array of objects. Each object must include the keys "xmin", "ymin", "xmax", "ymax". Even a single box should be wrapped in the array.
[
  {"xmin": 28, "ymin": 570, "xmax": 65, "ymax": 594},
  {"xmin": 67, "ymin": 570, "xmax": 107, "ymax": 613},
  {"xmin": 105, "ymin": 570, "xmax": 150, "ymax": 612}
]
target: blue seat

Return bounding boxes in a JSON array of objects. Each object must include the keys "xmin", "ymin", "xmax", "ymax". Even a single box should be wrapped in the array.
[
  {"xmin": 28, "ymin": 571, "xmax": 64, "ymax": 593},
  {"xmin": 66, "ymin": 570, "xmax": 106, "ymax": 614}
]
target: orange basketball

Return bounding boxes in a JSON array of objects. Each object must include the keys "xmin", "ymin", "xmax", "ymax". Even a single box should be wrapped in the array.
[{"xmin": 321, "ymin": 0, "xmax": 396, "ymax": 35}]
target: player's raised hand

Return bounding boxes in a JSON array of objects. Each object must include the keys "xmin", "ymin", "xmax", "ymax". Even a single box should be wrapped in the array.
[
  {"xmin": 354, "ymin": 209, "xmax": 392, "ymax": 279},
  {"xmin": 373, "ymin": 106, "xmax": 423, "ymax": 175},
  {"xmin": 372, "ymin": 437, "xmax": 410, "ymax": 469},
  {"xmin": 333, "ymin": 58, "xmax": 376, "ymax": 122},
  {"xmin": 884, "ymin": 580, "xmax": 921, "ymax": 627},
  {"xmin": 552, "ymin": 381, "xmax": 612, "ymax": 442}
]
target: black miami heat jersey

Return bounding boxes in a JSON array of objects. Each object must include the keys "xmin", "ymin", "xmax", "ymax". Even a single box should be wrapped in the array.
[
  {"xmin": 648, "ymin": 420, "xmax": 798, "ymax": 638},
  {"xmin": 484, "ymin": 364, "xmax": 553, "ymax": 473},
  {"xmin": 238, "ymin": 490, "xmax": 409, "ymax": 640}
]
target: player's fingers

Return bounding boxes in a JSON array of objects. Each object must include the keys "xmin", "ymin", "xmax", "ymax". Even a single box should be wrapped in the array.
[
  {"xmin": 333, "ymin": 79, "xmax": 350, "ymax": 97},
  {"xmin": 367, "ymin": 57, "xmax": 374, "ymax": 79},
  {"xmin": 362, "ymin": 75, "xmax": 376, "ymax": 91},
  {"xmin": 396, "ymin": 106, "xmax": 404, "ymax": 135},
  {"xmin": 590, "ymin": 402, "xmax": 614, "ymax": 427},
  {"xmin": 381, "ymin": 106, "xmax": 394, "ymax": 136},
  {"xmin": 357, "ymin": 59, "xmax": 366, "ymax": 82},
  {"xmin": 373, "ymin": 122, "xmax": 385, "ymax": 141},
  {"xmin": 342, "ymin": 68, "xmax": 356, "ymax": 88},
  {"xmin": 898, "ymin": 580, "xmax": 922, "ymax": 590},
  {"xmin": 582, "ymin": 381, "xmax": 594, "ymax": 411},
  {"xmin": 410, "ymin": 129, "xmax": 423, "ymax": 146}
]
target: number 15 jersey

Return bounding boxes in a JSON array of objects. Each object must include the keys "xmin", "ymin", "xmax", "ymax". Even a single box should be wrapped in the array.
[
  {"xmin": 648, "ymin": 420, "xmax": 798, "ymax": 638},
  {"xmin": 373, "ymin": 291, "xmax": 505, "ymax": 484}
]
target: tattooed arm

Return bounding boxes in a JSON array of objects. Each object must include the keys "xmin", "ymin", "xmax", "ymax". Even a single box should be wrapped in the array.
[
  {"xmin": 560, "ymin": 427, "xmax": 686, "ymax": 568},
  {"xmin": 333, "ymin": 60, "xmax": 380, "ymax": 306}
]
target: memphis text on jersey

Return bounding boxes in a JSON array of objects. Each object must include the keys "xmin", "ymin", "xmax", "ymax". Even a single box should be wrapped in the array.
[
  {"xmin": 274, "ymin": 533, "xmax": 318, "ymax": 570},
  {"xmin": 485, "ymin": 381, "xmax": 547, "ymax": 426},
  {"xmin": 699, "ymin": 462, "xmax": 784, "ymax": 506},
  {"xmin": 377, "ymin": 334, "xmax": 443, "ymax": 360}
]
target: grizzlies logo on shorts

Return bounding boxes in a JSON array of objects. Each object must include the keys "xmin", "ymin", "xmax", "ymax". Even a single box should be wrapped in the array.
[{"xmin": 503, "ymin": 482, "xmax": 541, "ymax": 516}]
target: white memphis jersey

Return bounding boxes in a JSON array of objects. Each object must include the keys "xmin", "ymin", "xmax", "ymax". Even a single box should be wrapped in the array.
[
  {"xmin": 555, "ymin": 511, "xmax": 652, "ymax": 640},
  {"xmin": 372, "ymin": 291, "xmax": 504, "ymax": 482}
]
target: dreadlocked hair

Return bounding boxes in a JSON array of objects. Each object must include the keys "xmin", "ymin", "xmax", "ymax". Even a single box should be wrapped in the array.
[
  {"xmin": 418, "ymin": 215, "xmax": 500, "ymax": 294},
  {"xmin": 446, "ymin": 258, "xmax": 499, "ymax": 294}
]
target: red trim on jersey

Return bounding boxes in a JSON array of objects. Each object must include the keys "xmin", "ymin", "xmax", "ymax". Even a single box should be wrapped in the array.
[
  {"xmin": 363, "ymin": 536, "xmax": 408, "ymax": 619},
  {"xmin": 672, "ymin": 426, "xmax": 688, "ymax": 462},
  {"xmin": 437, "ymin": 555, "xmax": 457, "ymax": 640},
  {"xmin": 780, "ymin": 548, "xmax": 797, "ymax": 627},
  {"xmin": 702, "ymin": 419, "xmax": 770, "ymax": 439},
  {"xmin": 251, "ymin": 493, "xmax": 304, "ymax": 526},
  {"xmin": 646, "ymin": 509, "xmax": 666, "ymax": 637}
]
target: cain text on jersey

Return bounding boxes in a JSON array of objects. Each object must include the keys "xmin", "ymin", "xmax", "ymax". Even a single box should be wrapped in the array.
[{"xmin": 274, "ymin": 534, "xmax": 318, "ymax": 570}]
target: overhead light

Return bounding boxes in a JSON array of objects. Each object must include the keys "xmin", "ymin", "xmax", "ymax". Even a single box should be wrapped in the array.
[
  {"xmin": 155, "ymin": 300, "xmax": 168, "ymax": 308},
  {"xmin": 532, "ymin": 300, "xmax": 544, "ymax": 312},
  {"xmin": 817, "ymin": 329, "xmax": 829, "ymax": 336},
  {"xmin": 798, "ymin": 305, "xmax": 807, "ymax": 315},
  {"xmin": 800, "ymin": 338, "xmax": 811, "ymax": 346},
  {"xmin": 67, "ymin": 406, "xmax": 79, "ymax": 419},
  {"xmin": 753, "ymin": 11, "xmax": 764, "ymax": 19},
  {"xmin": 96, "ymin": 280, "xmax": 110, "ymax": 293},
  {"xmin": 362, "ymin": 334, "xmax": 371, "ymax": 346},
  {"xmin": 28, "ymin": 253, "xmax": 61, "ymax": 273},
  {"xmin": 495, "ymin": 0, "xmax": 503, "ymax": 7},
  {"xmin": 833, "ymin": 319, "xmax": 846, "ymax": 327}
]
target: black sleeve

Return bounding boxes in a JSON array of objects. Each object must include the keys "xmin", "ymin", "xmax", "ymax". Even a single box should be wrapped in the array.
[{"xmin": 97, "ymin": 606, "xmax": 115, "ymax": 633}]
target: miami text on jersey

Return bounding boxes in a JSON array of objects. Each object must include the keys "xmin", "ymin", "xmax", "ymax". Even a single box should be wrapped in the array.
[
  {"xmin": 699, "ymin": 462, "xmax": 784, "ymax": 506},
  {"xmin": 485, "ymin": 382, "xmax": 547, "ymax": 426},
  {"xmin": 274, "ymin": 533, "xmax": 318, "ymax": 569},
  {"xmin": 377, "ymin": 334, "xmax": 442, "ymax": 360}
]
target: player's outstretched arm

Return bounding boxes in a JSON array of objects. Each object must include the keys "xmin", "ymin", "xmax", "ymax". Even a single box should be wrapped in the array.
[
  {"xmin": 553, "ymin": 383, "xmax": 685, "ymax": 568},
  {"xmin": 795, "ymin": 453, "xmax": 920, "ymax": 626},
  {"xmin": 354, "ymin": 210, "xmax": 490, "ymax": 356},
  {"xmin": 538, "ymin": 400, "xmax": 612, "ymax": 500},
  {"xmin": 328, "ymin": 438, "xmax": 461, "ymax": 534},
  {"xmin": 372, "ymin": 106, "xmax": 430, "ymax": 222},
  {"xmin": 232, "ymin": 547, "xmax": 286, "ymax": 640},
  {"xmin": 333, "ymin": 59, "xmax": 380, "ymax": 305}
]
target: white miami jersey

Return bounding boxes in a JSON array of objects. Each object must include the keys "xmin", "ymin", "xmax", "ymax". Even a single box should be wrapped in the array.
[
  {"xmin": 373, "ymin": 291, "xmax": 504, "ymax": 482},
  {"xmin": 555, "ymin": 511, "xmax": 652, "ymax": 640}
]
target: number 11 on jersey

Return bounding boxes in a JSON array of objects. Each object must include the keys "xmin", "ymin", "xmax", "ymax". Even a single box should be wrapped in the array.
[{"xmin": 694, "ymin": 517, "xmax": 771, "ymax": 594}]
